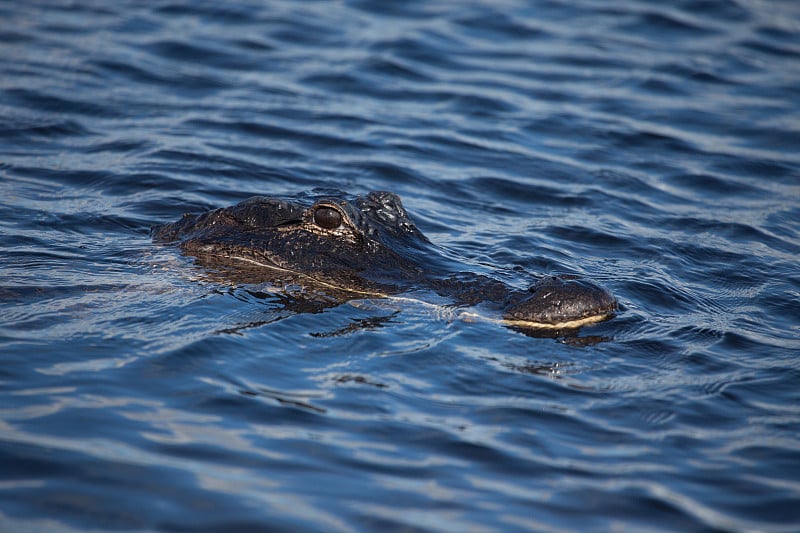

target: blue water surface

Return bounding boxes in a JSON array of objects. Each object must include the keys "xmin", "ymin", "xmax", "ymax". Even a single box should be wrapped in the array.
[{"xmin": 1, "ymin": 1, "xmax": 799, "ymax": 531}]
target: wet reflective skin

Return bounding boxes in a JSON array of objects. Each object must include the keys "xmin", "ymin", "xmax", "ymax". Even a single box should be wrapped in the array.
[{"xmin": 152, "ymin": 189, "xmax": 617, "ymax": 332}]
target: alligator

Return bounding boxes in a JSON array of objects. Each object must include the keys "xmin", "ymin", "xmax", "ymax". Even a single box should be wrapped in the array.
[{"xmin": 152, "ymin": 189, "xmax": 617, "ymax": 333}]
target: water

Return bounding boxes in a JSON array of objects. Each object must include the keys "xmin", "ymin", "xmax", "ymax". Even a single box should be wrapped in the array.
[{"xmin": 2, "ymin": 0, "xmax": 799, "ymax": 531}]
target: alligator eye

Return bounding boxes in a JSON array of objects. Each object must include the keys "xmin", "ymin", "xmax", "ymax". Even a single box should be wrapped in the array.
[{"xmin": 313, "ymin": 206, "xmax": 343, "ymax": 230}]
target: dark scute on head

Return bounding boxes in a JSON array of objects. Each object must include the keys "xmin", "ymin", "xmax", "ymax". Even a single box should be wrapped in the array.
[
  {"xmin": 151, "ymin": 208, "xmax": 230, "ymax": 243},
  {"xmin": 357, "ymin": 191, "xmax": 430, "ymax": 244},
  {"xmin": 227, "ymin": 197, "xmax": 304, "ymax": 228}
]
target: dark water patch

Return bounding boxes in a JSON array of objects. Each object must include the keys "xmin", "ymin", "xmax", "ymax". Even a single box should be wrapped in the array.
[
  {"xmin": 590, "ymin": 170, "xmax": 688, "ymax": 211},
  {"xmin": 0, "ymin": 30, "xmax": 33, "ymax": 44},
  {"xmin": 6, "ymin": 166, "xmax": 115, "ymax": 191},
  {"xmin": 199, "ymin": 383, "xmax": 328, "ymax": 418},
  {"xmin": 0, "ymin": 281, "xmax": 128, "ymax": 307},
  {"xmin": 665, "ymin": 243, "xmax": 770, "ymax": 288},
  {"xmin": 229, "ymin": 37, "xmax": 275, "ymax": 52},
  {"xmin": 765, "ymin": 207, "xmax": 800, "ymax": 243},
  {"xmin": 402, "ymin": 132, "xmax": 573, "ymax": 174},
  {"xmin": 550, "ymin": 51, "xmax": 635, "ymax": 71},
  {"xmin": 620, "ymin": 277, "xmax": 698, "ymax": 315},
  {"xmin": 469, "ymin": 176, "xmax": 591, "ymax": 209},
  {"xmin": 107, "ymin": 13, "xmax": 163, "ymax": 35},
  {"xmin": 756, "ymin": 24, "xmax": 800, "ymax": 45},
  {"xmin": 522, "ymin": 112, "xmax": 602, "ymax": 143},
  {"xmin": 732, "ymin": 124, "xmax": 800, "ymax": 153},
  {"xmin": 0, "ymin": 119, "xmax": 92, "ymax": 140},
  {"xmin": 715, "ymin": 329, "xmax": 781, "ymax": 355},
  {"xmin": 268, "ymin": 19, "xmax": 346, "ymax": 48},
  {"xmin": 639, "ymin": 109, "xmax": 746, "ymax": 149},
  {"xmin": 678, "ymin": 0, "xmax": 751, "ymax": 22},
  {"xmin": 615, "ymin": 9, "xmax": 720, "ymax": 40},
  {"xmin": 27, "ymin": 1, "xmax": 115, "ymax": 20},
  {"xmin": 301, "ymin": 72, "xmax": 454, "ymax": 105},
  {"xmin": 548, "ymin": 225, "xmax": 635, "ymax": 252},
  {"xmin": 264, "ymin": 107, "xmax": 381, "ymax": 131},
  {"xmin": 1, "ymin": 445, "xmax": 245, "ymax": 531},
  {"xmin": 91, "ymin": 59, "xmax": 230, "ymax": 93},
  {"xmin": 665, "ymin": 65, "xmax": 735, "ymax": 86},
  {"xmin": 443, "ymin": 93, "xmax": 519, "ymax": 117},
  {"xmin": 711, "ymin": 157, "xmax": 799, "ymax": 181},
  {"xmin": 663, "ymin": 172, "xmax": 767, "ymax": 200},
  {"xmin": 454, "ymin": 11, "xmax": 546, "ymax": 41},
  {"xmin": 204, "ymin": 141, "xmax": 307, "ymax": 166},
  {"xmin": 1, "ymin": 89, "xmax": 119, "ymax": 119},
  {"xmin": 83, "ymin": 138, "xmax": 152, "ymax": 155},
  {"xmin": 32, "ymin": 211, "xmax": 145, "ymax": 236},
  {"xmin": 371, "ymin": 35, "xmax": 470, "ymax": 72},
  {"xmin": 345, "ymin": 161, "xmax": 431, "ymax": 190},
  {"xmin": 154, "ymin": 3, "xmax": 260, "ymax": 25},
  {"xmin": 145, "ymin": 148, "xmax": 308, "ymax": 193},
  {"xmin": 143, "ymin": 39, "xmax": 259, "ymax": 71},
  {"xmin": 666, "ymin": 217, "xmax": 799, "ymax": 256},
  {"xmin": 349, "ymin": 0, "xmax": 449, "ymax": 20},
  {"xmin": 636, "ymin": 75, "xmax": 690, "ymax": 96},
  {"xmin": 740, "ymin": 38, "xmax": 800, "ymax": 59},
  {"xmin": 361, "ymin": 57, "xmax": 433, "ymax": 83},
  {"xmin": 757, "ymin": 280, "xmax": 800, "ymax": 328},
  {"xmin": 184, "ymin": 118, "xmax": 374, "ymax": 152},
  {"xmin": 601, "ymin": 125, "xmax": 700, "ymax": 156}
]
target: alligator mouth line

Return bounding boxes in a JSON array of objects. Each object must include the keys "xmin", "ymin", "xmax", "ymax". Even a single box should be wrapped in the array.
[
  {"xmin": 225, "ymin": 254, "xmax": 389, "ymax": 298},
  {"xmin": 459, "ymin": 312, "xmax": 613, "ymax": 330},
  {"xmin": 501, "ymin": 312, "xmax": 614, "ymax": 330}
]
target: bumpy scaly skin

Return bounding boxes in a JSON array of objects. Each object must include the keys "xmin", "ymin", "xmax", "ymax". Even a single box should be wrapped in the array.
[
  {"xmin": 504, "ymin": 276, "xmax": 617, "ymax": 329},
  {"xmin": 152, "ymin": 189, "xmax": 617, "ymax": 330}
]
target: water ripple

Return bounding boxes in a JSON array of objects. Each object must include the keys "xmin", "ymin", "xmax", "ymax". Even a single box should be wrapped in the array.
[{"xmin": 1, "ymin": 0, "xmax": 799, "ymax": 531}]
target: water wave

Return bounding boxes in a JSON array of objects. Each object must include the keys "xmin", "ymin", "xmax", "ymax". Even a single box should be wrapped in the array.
[{"xmin": 1, "ymin": 0, "xmax": 799, "ymax": 531}]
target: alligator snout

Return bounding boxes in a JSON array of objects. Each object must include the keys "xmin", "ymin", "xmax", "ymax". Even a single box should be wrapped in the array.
[{"xmin": 504, "ymin": 276, "xmax": 617, "ymax": 329}]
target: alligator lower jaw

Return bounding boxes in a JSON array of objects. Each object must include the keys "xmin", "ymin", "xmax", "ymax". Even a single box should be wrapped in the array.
[
  {"xmin": 502, "ymin": 311, "xmax": 615, "ymax": 330},
  {"xmin": 223, "ymin": 254, "xmax": 389, "ymax": 298}
]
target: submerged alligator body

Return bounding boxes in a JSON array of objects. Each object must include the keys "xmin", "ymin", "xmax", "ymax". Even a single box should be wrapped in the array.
[{"xmin": 152, "ymin": 190, "xmax": 617, "ymax": 333}]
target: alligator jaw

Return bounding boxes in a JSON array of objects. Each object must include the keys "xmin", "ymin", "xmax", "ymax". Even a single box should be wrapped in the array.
[
  {"xmin": 224, "ymin": 254, "xmax": 389, "ymax": 298},
  {"xmin": 502, "ymin": 310, "xmax": 615, "ymax": 330}
]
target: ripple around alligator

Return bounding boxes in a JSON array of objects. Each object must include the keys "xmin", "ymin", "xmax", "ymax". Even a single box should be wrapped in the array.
[{"xmin": 1, "ymin": 1, "xmax": 800, "ymax": 531}]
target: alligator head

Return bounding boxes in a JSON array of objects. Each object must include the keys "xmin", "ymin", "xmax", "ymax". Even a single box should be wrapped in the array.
[{"xmin": 152, "ymin": 189, "xmax": 435, "ymax": 296}]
